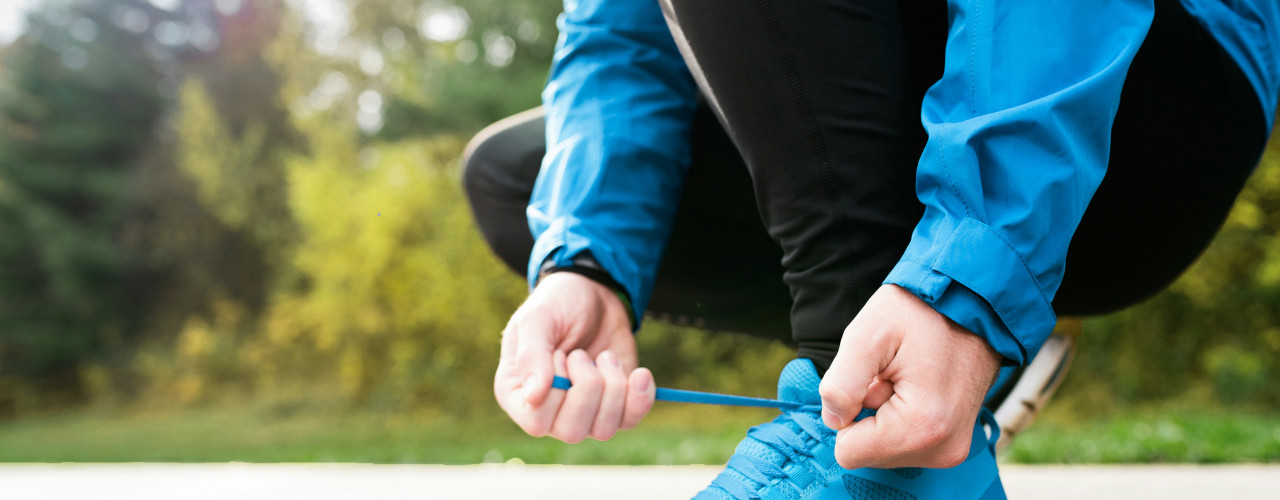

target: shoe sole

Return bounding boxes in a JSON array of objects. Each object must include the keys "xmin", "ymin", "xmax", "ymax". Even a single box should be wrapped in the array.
[{"xmin": 992, "ymin": 324, "xmax": 1078, "ymax": 452}]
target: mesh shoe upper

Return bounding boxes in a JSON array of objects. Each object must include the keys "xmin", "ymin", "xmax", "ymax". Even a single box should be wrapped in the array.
[
  {"xmin": 696, "ymin": 359, "xmax": 869, "ymax": 499},
  {"xmin": 694, "ymin": 358, "xmax": 1005, "ymax": 500}
]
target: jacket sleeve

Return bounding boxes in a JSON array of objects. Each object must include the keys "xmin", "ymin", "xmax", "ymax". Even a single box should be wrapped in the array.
[
  {"xmin": 526, "ymin": 0, "xmax": 698, "ymax": 327},
  {"xmin": 884, "ymin": 0, "xmax": 1154, "ymax": 364}
]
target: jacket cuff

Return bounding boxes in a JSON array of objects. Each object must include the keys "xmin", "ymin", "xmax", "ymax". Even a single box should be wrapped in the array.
[{"xmin": 884, "ymin": 217, "xmax": 1056, "ymax": 365}]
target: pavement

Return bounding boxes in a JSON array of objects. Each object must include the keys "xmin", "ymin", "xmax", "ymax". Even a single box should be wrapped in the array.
[{"xmin": 0, "ymin": 463, "xmax": 1277, "ymax": 499}]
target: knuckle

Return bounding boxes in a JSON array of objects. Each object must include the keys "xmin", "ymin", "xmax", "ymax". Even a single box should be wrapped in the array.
[
  {"xmin": 942, "ymin": 447, "xmax": 967, "ymax": 468},
  {"xmin": 937, "ymin": 445, "xmax": 969, "ymax": 468},
  {"xmin": 910, "ymin": 417, "xmax": 951, "ymax": 451},
  {"xmin": 620, "ymin": 408, "xmax": 645, "ymax": 429},
  {"xmin": 521, "ymin": 420, "xmax": 551, "ymax": 438},
  {"xmin": 601, "ymin": 363, "xmax": 627, "ymax": 382},
  {"xmin": 630, "ymin": 393, "xmax": 655, "ymax": 414},
  {"xmin": 600, "ymin": 372, "xmax": 624, "ymax": 390},
  {"xmin": 574, "ymin": 370, "xmax": 603, "ymax": 392},
  {"xmin": 840, "ymin": 319, "xmax": 860, "ymax": 337},
  {"xmin": 553, "ymin": 428, "xmax": 588, "ymax": 444},
  {"xmin": 634, "ymin": 396, "xmax": 655, "ymax": 414},
  {"xmin": 866, "ymin": 325, "xmax": 899, "ymax": 350},
  {"xmin": 620, "ymin": 408, "xmax": 649, "ymax": 430},
  {"xmin": 508, "ymin": 309, "xmax": 529, "ymax": 326},
  {"xmin": 589, "ymin": 425, "xmax": 618, "ymax": 442}
]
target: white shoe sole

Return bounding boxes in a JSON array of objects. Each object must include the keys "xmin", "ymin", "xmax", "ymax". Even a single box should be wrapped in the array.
[{"xmin": 992, "ymin": 322, "xmax": 1078, "ymax": 453}]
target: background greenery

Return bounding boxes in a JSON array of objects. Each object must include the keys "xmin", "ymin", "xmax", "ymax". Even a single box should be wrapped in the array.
[{"xmin": 0, "ymin": 0, "xmax": 1276, "ymax": 464}]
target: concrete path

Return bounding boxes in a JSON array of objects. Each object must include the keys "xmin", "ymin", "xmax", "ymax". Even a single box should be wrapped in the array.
[{"xmin": 0, "ymin": 463, "xmax": 1277, "ymax": 499}]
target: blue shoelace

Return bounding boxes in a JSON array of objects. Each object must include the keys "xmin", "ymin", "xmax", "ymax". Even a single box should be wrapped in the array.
[
  {"xmin": 552, "ymin": 375, "xmax": 875, "ymax": 499},
  {"xmin": 551, "ymin": 375, "xmax": 810, "ymax": 410}
]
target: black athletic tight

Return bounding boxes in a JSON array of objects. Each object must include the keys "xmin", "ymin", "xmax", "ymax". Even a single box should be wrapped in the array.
[{"xmin": 463, "ymin": 0, "xmax": 1268, "ymax": 371}]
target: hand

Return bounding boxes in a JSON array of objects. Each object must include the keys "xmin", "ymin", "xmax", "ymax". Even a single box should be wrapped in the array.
[
  {"xmin": 818, "ymin": 284, "xmax": 1001, "ymax": 469},
  {"xmin": 494, "ymin": 272, "xmax": 656, "ymax": 443}
]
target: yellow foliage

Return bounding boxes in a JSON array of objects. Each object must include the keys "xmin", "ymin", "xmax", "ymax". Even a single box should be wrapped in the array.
[
  {"xmin": 174, "ymin": 80, "xmax": 295, "ymax": 260},
  {"xmin": 177, "ymin": 318, "xmax": 214, "ymax": 362},
  {"xmin": 1072, "ymin": 135, "xmax": 1280, "ymax": 405},
  {"xmin": 175, "ymin": 375, "xmax": 205, "ymax": 404},
  {"xmin": 176, "ymin": 82, "xmax": 269, "ymax": 231},
  {"xmin": 1226, "ymin": 199, "xmax": 1263, "ymax": 229},
  {"xmin": 155, "ymin": 93, "xmax": 528, "ymax": 409},
  {"xmin": 123, "ymin": 2, "xmax": 806, "ymax": 414}
]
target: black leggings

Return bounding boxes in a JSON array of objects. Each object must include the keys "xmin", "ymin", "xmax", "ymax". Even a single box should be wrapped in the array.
[{"xmin": 463, "ymin": 0, "xmax": 1268, "ymax": 370}]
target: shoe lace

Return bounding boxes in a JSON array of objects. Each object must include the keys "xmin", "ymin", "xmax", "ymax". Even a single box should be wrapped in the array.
[
  {"xmin": 551, "ymin": 375, "xmax": 877, "ymax": 498},
  {"xmin": 708, "ymin": 405, "xmax": 875, "ymax": 499}
]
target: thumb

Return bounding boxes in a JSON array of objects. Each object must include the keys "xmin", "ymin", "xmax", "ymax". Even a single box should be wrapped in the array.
[
  {"xmin": 819, "ymin": 341, "xmax": 886, "ymax": 431},
  {"xmin": 514, "ymin": 313, "xmax": 557, "ymax": 406}
]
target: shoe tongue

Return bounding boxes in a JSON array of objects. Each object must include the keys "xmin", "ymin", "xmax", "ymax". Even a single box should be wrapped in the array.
[{"xmin": 777, "ymin": 358, "xmax": 822, "ymax": 405}]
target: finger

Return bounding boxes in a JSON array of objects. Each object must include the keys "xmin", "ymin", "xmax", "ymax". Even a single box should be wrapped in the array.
[
  {"xmin": 835, "ymin": 399, "xmax": 971, "ymax": 469},
  {"xmin": 494, "ymin": 325, "xmax": 521, "ymax": 409},
  {"xmin": 820, "ymin": 344, "xmax": 883, "ymax": 430},
  {"xmin": 861, "ymin": 378, "xmax": 894, "ymax": 410},
  {"xmin": 516, "ymin": 349, "xmax": 568, "ymax": 437},
  {"xmin": 619, "ymin": 367, "xmax": 655, "ymax": 430},
  {"xmin": 515, "ymin": 314, "xmax": 556, "ymax": 406},
  {"xmin": 832, "ymin": 400, "xmax": 904, "ymax": 469},
  {"xmin": 495, "ymin": 322, "xmax": 545, "ymax": 417},
  {"xmin": 835, "ymin": 413, "xmax": 886, "ymax": 469},
  {"xmin": 589, "ymin": 350, "xmax": 627, "ymax": 441},
  {"xmin": 550, "ymin": 349, "xmax": 604, "ymax": 444}
]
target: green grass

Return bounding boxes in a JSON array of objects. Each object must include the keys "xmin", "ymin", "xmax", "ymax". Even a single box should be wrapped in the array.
[
  {"xmin": 0, "ymin": 404, "xmax": 777, "ymax": 464},
  {"xmin": 1007, "ymin": 407, "xmax": 1280, "ymax": 464},
  {"xmin": 0, "ymin": 404, "xmax": 1277, "ymax": 464}
]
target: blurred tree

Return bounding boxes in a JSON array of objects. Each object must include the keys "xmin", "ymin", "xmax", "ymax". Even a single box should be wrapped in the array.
[
  {"xmin": 1064, "ymin": 139, "xmax": 1280, "ymax": 408},
  {"xmin": 178, "ymin": 0, "xmax": 299, "ymax": 255},
  {"xmin": 0, "ymin": 0, "xmax": 293, "ymax": 413},
  {"xmin": 0, "ymin": 0, "xmax": 168, "ymax": 410},
  {"xmin": 382, "ymin": 0, "xmax": 560, "ymax": 137},
  {"xmin": 278, "ymin": 0, "xmax": 559, "ymax": 140},
  {"xmin": 3, "ymin": 0, "xmax": 1276, "ymax": 423}
]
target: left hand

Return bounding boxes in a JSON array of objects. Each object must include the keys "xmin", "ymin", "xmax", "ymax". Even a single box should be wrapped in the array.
[
  {"xmin": 818, "ymin": 284, "xmax": 1002, "ymax": 469},
  {"xmin": 493, "ymin": 272, "xmax": 654, "ymax": 444}
]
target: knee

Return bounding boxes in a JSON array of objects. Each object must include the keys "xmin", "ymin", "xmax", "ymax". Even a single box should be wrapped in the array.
[
  {"xmin": 460, "ymin": 107, "xmax": 544, "ymax": 206},
  {"xmin": 458, "ymin": 109, "xmax": 545, "ymax": 275},
  {"xmin": 461, "ymin": 128, "xmax": 499, "ymax": 205}
]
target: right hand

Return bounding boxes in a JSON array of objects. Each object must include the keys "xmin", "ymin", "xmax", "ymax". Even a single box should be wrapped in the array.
[{"xmin": 494, "ymin": 272, "xmax": 656, "ymax": 443}]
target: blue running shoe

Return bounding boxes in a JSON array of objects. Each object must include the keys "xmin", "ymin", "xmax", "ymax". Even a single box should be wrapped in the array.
[{"xmin": 694, "ymin": 359, "xmax": 1005, "ymax": 500}]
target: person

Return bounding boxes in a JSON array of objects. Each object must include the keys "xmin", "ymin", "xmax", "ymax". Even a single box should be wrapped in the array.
[{"xmin": 463, "ymin": 0, "xmax": 1280, "ymax": 498}]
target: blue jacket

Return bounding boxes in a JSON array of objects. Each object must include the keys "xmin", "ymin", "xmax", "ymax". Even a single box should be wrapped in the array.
[{"xmin": 527, "ymin": 0, "xmax": 1280, "ymax": 365}]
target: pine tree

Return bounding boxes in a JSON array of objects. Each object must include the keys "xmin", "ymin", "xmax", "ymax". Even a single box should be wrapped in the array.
[{"xmin": 0, "ymin": 0, "xmax": 163, "ymax": 391}]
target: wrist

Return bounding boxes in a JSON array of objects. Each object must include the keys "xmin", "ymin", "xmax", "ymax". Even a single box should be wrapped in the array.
[{"xmin": 537, "ymin": 253, "xmax": 636, "ymax": 329}]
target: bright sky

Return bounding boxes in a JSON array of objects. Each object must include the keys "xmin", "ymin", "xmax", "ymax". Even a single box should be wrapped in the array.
[{"xmin": 0, "ymin": 0, "xmax": 41, "ymax": 45}]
